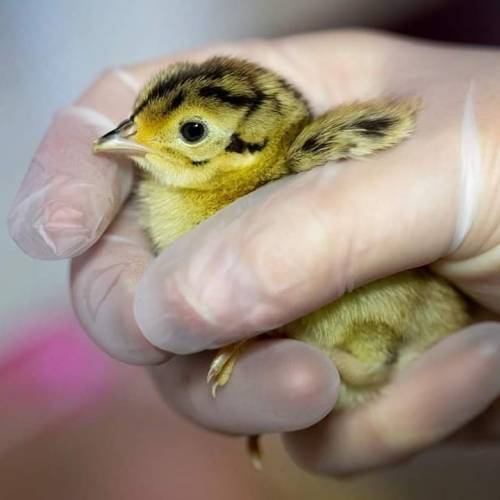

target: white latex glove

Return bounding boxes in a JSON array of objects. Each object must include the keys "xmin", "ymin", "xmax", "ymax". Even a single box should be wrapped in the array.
[{"xmin": 9, "ymin": 30, "xmax": 500, "ymax": 475}]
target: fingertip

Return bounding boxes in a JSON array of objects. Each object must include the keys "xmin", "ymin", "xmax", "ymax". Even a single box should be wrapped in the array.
[
  {"xmin": 134, "ymin": 248, "xmax": 224, "ymax": 354},
  {"xmin": 71, "ymin": 249, "xmax": 168, "ymax": 365},
  {"xmin": 152, "ymin": 339, "xmax": 339, "ymax": 435},
  {"xmin": 8, "ymin": 63, "xmax": 141, "ymax": 261},
  {"xmin": 260, "ymin": 340, "xmax": 340, "ymax": 427},
  {"xmin": 70, "ymin": 203, "xmax": 169, "ymax": 365},
  {"xmin": 8, "ymin": 106, "xmax": 134, "ymax": 260}
]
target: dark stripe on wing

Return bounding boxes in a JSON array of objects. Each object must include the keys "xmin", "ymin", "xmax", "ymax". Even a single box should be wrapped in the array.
[
  {"xmin": 351, "ymin": 117, "xmax": 396, "ymax": 137},
  {"xmin": 301, "ymin": 136, "xmax": 328, "ymax": 154}
]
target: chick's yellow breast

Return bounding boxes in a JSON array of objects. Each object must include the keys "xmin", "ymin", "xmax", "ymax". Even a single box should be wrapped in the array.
[{"xmin": 138, "ymin": 178, "xmax": 223, "ymax": 252}]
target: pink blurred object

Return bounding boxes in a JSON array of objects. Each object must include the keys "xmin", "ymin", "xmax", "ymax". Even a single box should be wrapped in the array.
[{"xmin": 0, "ymin": 310, "xmax": 120, "ymax": 456}]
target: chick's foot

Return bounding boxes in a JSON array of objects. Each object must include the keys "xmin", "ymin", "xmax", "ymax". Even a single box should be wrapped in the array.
[{"xmin": 207, "ymin": 340, "xmax": 249, "ymax": 397}]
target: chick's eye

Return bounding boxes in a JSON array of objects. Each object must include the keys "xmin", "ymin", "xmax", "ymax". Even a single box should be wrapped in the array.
[{"xmin": 180, "ymin": 121, "xmax": 207, "ymax": 143}]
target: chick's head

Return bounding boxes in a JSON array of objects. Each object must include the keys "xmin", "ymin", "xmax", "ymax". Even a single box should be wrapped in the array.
[{"xmin": 95, "ymin": 57, "xmax": 310, "ymax": 191}]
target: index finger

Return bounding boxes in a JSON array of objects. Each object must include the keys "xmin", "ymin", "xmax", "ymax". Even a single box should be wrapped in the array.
[{"xmin": 7, "ymin": 69, "xmax": 137, "ymax": 259}]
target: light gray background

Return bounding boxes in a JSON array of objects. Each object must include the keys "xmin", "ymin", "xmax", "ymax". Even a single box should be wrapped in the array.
[{"xmin": 0, "ymin": 0, "xmax": 442, "ymax": 343}]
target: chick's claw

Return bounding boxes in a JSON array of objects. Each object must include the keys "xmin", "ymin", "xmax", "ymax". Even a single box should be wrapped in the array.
[{"xmin": 207, "ymin": 340, "xmax": 249, "ymax": 398}]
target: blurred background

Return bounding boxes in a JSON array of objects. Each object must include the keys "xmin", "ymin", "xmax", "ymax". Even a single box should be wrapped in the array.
[{"xmin": 1, "ymin": 1, "xmax": 499, "ymax": 498}]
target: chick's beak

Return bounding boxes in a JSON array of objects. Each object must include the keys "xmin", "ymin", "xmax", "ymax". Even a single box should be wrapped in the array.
[{"xmin": 93, "ymin": 118, "xmax": 151, "ymax": 157}]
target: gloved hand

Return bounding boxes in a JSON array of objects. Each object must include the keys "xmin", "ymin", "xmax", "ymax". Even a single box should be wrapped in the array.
[{"xmin": 8, "ymin": 30, "xmax": 500, "ymax": 476}]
